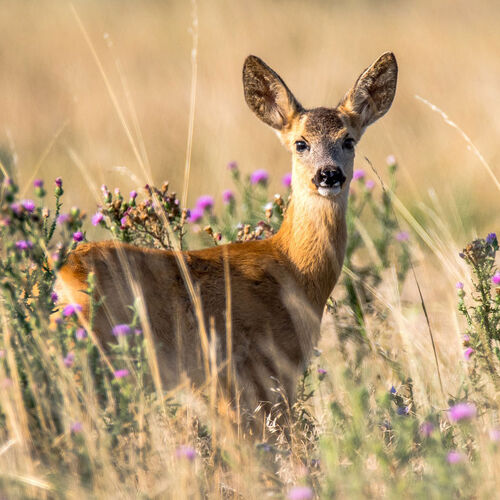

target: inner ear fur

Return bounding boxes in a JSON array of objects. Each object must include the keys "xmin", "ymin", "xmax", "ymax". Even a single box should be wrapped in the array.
[
  {"xmin": 243, "ymin": 55, "xmax": 303, "ymax": 130},
  {"xmin": 339, "ymin": 52, "xmax": 398, "ymax": 128}
]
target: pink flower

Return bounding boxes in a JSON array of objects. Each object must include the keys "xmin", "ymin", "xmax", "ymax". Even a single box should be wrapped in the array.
[
  {"xmin": 287, "ymin": 486, "xmax": 314, "ymax": 500},
  {"xmin": 396, "ymin": 231, "xmax": 409, "ymax": 242},
  {"xmin": 21, "ymin": 199, "xmax": 35, "ymax": 212},
  {"xmin": 492, "ymin": 272, "xmax": 500, "ymax": 286},
  {"xmin": 282, "ymin": 172, "xmax": 292, "ymax": 188},
  {"xmin": 222, "ymin": 190, "xmax": 234, "ymax": 204},
  {"xmin": 250, "ymin": 169, "xmax": 269, "ymax": 185},
  {"xmin": 456, "ymin": 282, "xmax": 464, "ymax": 289},
  {"xmin": 71, "ymin": 422, "xmax": 83, "ymax": 433},
  {"xmin": 51, "ymin": 291, "xmax": 58, "ymax": 303},
  {"xmin": 317, "ymin": 368, "xmax": 327, "ymax": 375},
  {"xmin": 57, "ymin": 213, "xmax": 70, "ymax": 224},
  {"xmin": 130, "ymin": 190, "xmax": 138, "ymax": 199},
  {"xmin": 75, "ymin": 328, "xmax": 87, "ymax": 340},
  {"xmin": 188, "ymin": 207, "xmax": 204, "ymax": 223},
  {"xmin": 64, "ymin": 352, "xmax": 75, "ymax": 368},
  {"xmin": 91, "ymin": 212, "xmax": 103, "ymax": 226},
  {"xmin": 464, "ymin": 348, "xmax": 474, "ymax": 360},
  {"xmin": 15, "ymin": 240, "xmax": 33, "ymax": 251},
  {"xmin": 55, "ymin": 177, "xmax": 63, "ymax": 188},
  {"xmin": 33, "ymin": 179, "xmax": 44, "ymax": 188},
  {"xmin": 446, "ymin": 451, "xmax": 465, "ymax": 464},
  {"xmin": 114, "ymin": 369, "xmax": 130, "ymax": 379},
  {"xmin": 386, "ymin": 154, "xmax": 396, "ymax": 166},
  {"xmin": 353, "ymin": 169, "xmax": 365, "ymax": 181},
  {"xmin": 196, "ymin": 195, "xmax": 214, "ymax": 212},
  {"xmin": 112, "ymin": 324, "xmax": 131, "ymax": 337},
  {"xmin": 365, "ymin": 180, "xmax": 375, "ymax": 190},
  {"xmin": 419, "ymin": 421, "xmax": 435, "ymax": 437},
  {"xmin": 176, "ymin": 445, "xmax": 196, "ymax": 461},
  {"xmin": 73, "ymin": 231, "xmax": 84, "ymax": 242},
  {"xmin": 63, "ymin": 303, "xmax": 82, "ymax": 317},
  {"xmin": 227, "ymin": 161, "xmax": 238, "ymax": 171},
  {"xmin": 448, "ymin": 402, "xmax": 477, "ymax": 422}
]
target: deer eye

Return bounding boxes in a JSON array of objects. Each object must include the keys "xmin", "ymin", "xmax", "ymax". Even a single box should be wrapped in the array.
[
  {"xmin": 295, "ymin": 140, "xmax": 309, "ymax": 153},
  {"xmin": 343, "ymin": 138, "xmax": 356, "ymax": 151}
]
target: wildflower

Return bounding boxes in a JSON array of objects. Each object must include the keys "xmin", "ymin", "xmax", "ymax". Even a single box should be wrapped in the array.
[
  {"xmin": 390, "ymin": 385, "xmax": 397, "ymax": 394},
  {"xmin": 64, "ymin": 352, "xmax": 75, "ymax": 368},
  {"xmin": 419, "ymin": 421, "xmax": 435, "ymax": 437},
  {"xmin": 317, "ymin": 368, "xmax": 327, "ymax": 376},
  {"xmin": 91, "ymin": 212, "xmax": 103, "ymax": 226},
  {"xmin": 227, "ymin": 161, "xmax": 238, "ymax": 171},
  {"xmin": 130, "ymin": 190, "xmax": 138, "ymax": 199},
  {"xmin": 386, "ymin": 154, "xmax": 397, "ymax": 166},
  {"xmin": 489, "ymin": 428, "xmax": 500, "ymax": 442},
  {"xmin": 464, "ymin": 348, "xmax": 474, "ymax": 360},
  {"xmin": 120, "ymin": 216, "xmax": 128, "ymax": 228},
  {"xmin": 446, "ymin": 451, "xmax": 464, "ymax": 464},
  {"xmin": 15, "ymin": 240, "xmax": 33, "ymax": 250},
  {"xmin": 55, "ymin": 177, "xmax": 63, "ymax": 196},
  {"xmin": 222, "ymin": 189, "xmax": 234, "ymax": 204},
  {"xmin": 485, "ymin": 232, "xmax": 497, "ymax": 245},
  {"xmin": 75, "ymin": 328, "xmax": 87, "ymax": 340},
  {"xmin": 188, "ymin": 207, "xmax": 204, "ymax": 223},
  {"xmin": 448, "ymin": 402, "xmax": 477, "ymax": 422},
  {"xmin": 55, "ymin": 177, "xmax": 63, "ymax": 188},
  {"xmin": 112, "ymin": 324, "xmax": 132, "ymax": 337},
  {"xmin": 34, "ymin": 179, "xmax": 43, "ymax": 188},
  {"xmin": 365, "ymin": 179, "xmax": 375, "ymax": 190},
  {"xmin": 21, "ymin": 199, "xmax": 35, "ymax": 212},
  {"xmin": 492, "ymin": 271, "xmax": 500, "ymax": 286},
  {"xmin": 63, "ymin": 303, "xmax": 82, "ymax": 317},
  {"xmin": 396, "ymin": 231, "xmax": 409, "ymax": 242},
  {"xmin": 463, "ymin": 334, "xmax": 470, "ymax": 346},
  {"xmin": 10, "ymin": 202, "xmax": 21, "ymax": 215},
  {"xmin": 353, "ymin": 169, "xmax": 365, "ymax": 180},
  {"xmin": 456, "ymin": 282, "xmax": 464, "ymax": 289},
  {"xmin": 282, "ymin": 172, "xmax": 292, "ymax": 188},
  {"xmin": 176, "ymin": 445, "xmax": 196, "ymax": 461},
  {"xmin": 114, "ymin": 369, "xmax": 130, "ymax": 379},
  {"xmin": 397, "ymin": 406, "xmax": 410, "ymax": 416},
  {"xmin": 51, "ymin": 292, "xmax": 58, "ymax": 303},
  {"xmin": 71, "ymin": 422, "xmax": 83, "ymax": 433},
  {"xmin": 250, "ymin": 169, "xmax": 269, "ymax": 185},
  {"xmin": 287, "ymin": 486, "xmax": 314, "ymax": 500},
  {"xmin": 196, "ymin": 195, "xmax": 214, "ymax": 212},
  {"xmin": 73, "ymin": 231, "xmax": 84, "ymax": 242},
  {"xmin": 57, "ymin": 213, "xmax": 70, "ymax": 224},
  {"xmin": 134, "ymin": 329, "xmax": 142, "ymax": 336}
]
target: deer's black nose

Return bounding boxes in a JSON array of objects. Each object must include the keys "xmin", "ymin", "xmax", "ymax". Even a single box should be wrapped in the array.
[{"xmin": 312, "ymin": 166, "xmax": 346, "ymax": 189}]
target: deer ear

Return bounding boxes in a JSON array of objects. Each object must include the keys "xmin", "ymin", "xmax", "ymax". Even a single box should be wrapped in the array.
[
  {"xmin": 243, "ymin": 55, "xmax": 302, "ymax": 130},
  {"xmin": 339, "ymin": 52, "xmax": 398, "ymax": 128}
]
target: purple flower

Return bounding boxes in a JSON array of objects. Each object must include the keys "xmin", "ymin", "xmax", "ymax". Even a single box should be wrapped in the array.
[
  {"xmin": 489, "ymin": 428, "xmax": 500, "ymax": 442},
  {"xmin": 57, "ymin": 213, "xmax": 70, "ymax": 224},
  {"xmin": 51, "ymin": 292, "xmax": 58, "ymax": 303},
  {"xmin": 120, "ymin": 216, "xmax": 128, "ymax": 228},
  {"xmin": 397, "ymin": 406, "xmax": 410, "ymax": 416},
  {"xmin": 114, "ymin": 369, "xmax": 130, "ymax": 379},
  {"xmin": 485, "ymin": 233, "xmax": 497, "ymax": 245},
  {"xmin": 464, "ymin": 348, "xmax": 474, "ymax": 360},
  {"xmin": 112, "ymin": 324, "xmax": 131, "ymax": 337},
  {"xmin": 365, "ymin": 180, "xmax": 375, "ymax": 190},
  {"xmin": 55, "ymin": 177, "xmax": 63, "ymax": 188},
  {"xmin": 317, "ymin": 368, "xmax": 327, "ymax": 376},
  {"xmin": 21, "ymin": 199, "xmax": 35, "ymax": 213},
  {"xmin": 63, "ymin": 303, "xmax": 82, "ymax": 317},
  {"xmin": 227, "ymin": 161, "xmax": 238, "ymax": 171},
  {"xmin": 73, "ymin": 231, "xmax": 84, "ymax": 242},
  {"xmin": 390, "ymin": 385, "xmax": 397, "ymax": 394},
  {"xmin": 396, "ymin": 231, "xmax": 409, "ymax": 242},
  {"xmin": 250, "ymin": 169, "xmax": 269, "ymax": 185},
  {"xmin": 33, "ymin": 179, "xmax": 44, "ymax": 188},
  {"xmin": 353, "ymin": 169, "xmax": 365, "ymax": 181},
  {"xmin": 463, "ymin": 334, "xmax": 470, "ymax": 344},
  {"xmin": 130, "ymin": 190, "xmax": 138, "ymax": 199},
  {"xmin": 492, "ymin": 272, "xmax": 500, "ymax": 286},
  {"xmin": 134, "ymin": 329, "xmax": 142, "ymax": 336},
  {"xmin": 222, "ymin": 190, "xmax": 234, "ymax": 204},
  {"xmin": 419, "ymin": 421, "xmax": 435, "ymax": 437},
  {"xmin": 91, "ymin": 212, "xmax": 104, "ymax": 226},
  {"xmin": 456, "ymin": 282, "xmax": 464, "ymax": 289},
  {"xmin": 446, "ymin": 451, "xmax": 464, "ymax": 464},
  {"xmin": 448, "ymin": 402, "xmax": 477, "ymax": 422},
  {"xmin": 15, "ymin": 240, "xmax": 33, "ymax": 250},
  {"xmin": 195, "ymin": 195, "xmax": 214, "ymax": 212},
  {"xmin": 188, "ymin": 207, "xmax": 204, "ymax": 223},
  {"xmin": 287, "ymin": 486, "xmax": 314, "ymax": 500},
  {"xmin": 282, "ymin": 172, "xmax": 292, "ymax": 188},
  {"xmin": 176, "ymin": 445, "xmax": 196, "ymax": 461},
  {"xmin": 71, "ymin": 422, "xmax": 83, "ymax": 433},
  {"xmin": 75, "ymin": 328, "xmax": 87, "ymax": 340},
  {"xmin": 386, "ymin": 154, "xmax": 396, "ymax": 166},
  {"xmin": 10, "ymin": 202, "xmax": 21, "ymax": 215},
  {"xmin": 64, "ymin": 352, "xmax": 75, "ymax": 368}
]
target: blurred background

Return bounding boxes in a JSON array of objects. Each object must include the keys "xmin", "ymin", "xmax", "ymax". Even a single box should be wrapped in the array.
[{"xmin": 1, "ymin": 0, "xmax": 499, "ymax": 235}]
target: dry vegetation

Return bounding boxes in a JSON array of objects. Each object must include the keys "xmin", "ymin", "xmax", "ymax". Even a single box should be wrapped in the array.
[{"xmin": 0, "ymin": 0, "xmax": 499, "ymax": 498}]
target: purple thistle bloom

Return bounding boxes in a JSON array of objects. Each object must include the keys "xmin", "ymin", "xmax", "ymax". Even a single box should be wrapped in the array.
[
  {"xmin": 447, "ymin": 451, "xmax": 464, "ymax": 464},
  {"xmin": 195, "ymin": 195, "xmax": 214, "ymax": 212},
  {"xmin": 464, "ymin": 347, "xmax": 474, "ymax": 360},
  {"xmin": 114, "ymin": 369, "xmax": 130, "ymax": 379},
  {"xmin": 10, "ymin": 202, "xmax": 21, "ymax": 215},
  {"xmin": 365, "ymin": 179, "xmax": 375, "ymax": 190},
  {"xmin": 64, "ymin": 352, "xmax": 75, "ymax": 368},
  {"xmin": 317, "ymin": 368, "xmax": 327, "ymax": 376},
  {"xmin": 75, "ymin": 328, "xmax": 87, "ymax": 340},
  {"xmin": 456, "ymin": 282, "xmax": 464, "ymax": 289},
  {"xmin": 250, "ymin": 169, "xmax": 269, "ymax": 185},
  {"xmin": 227, "ymin": 161, "xmax": 238, "ymax": 171},
  {"xmin": 71, "ymin": 422, "xmax": 83, "ymax": 433},
  {"xmin": 57, "ymin": 213, "xmax": 70, "ymax": 224},
  {"xmin": 353, "ymin": 169, "xmax": 365, "ymax": 181},
  {"xmin": 21, "ymin": 199, "xmax": 35, "ymax": 213},
  {"xmin": 396, "ymin": 231, "xmax": 409, "ymax": 242},
  {"xmin": 222, "ymin": 190, "xmax": 234, "ymax": 204},
  {"xmin": 91, "ymin": 212, "xmax": 104, "ymax": 226},
  {"xmin": 448, "ymin": 402, "xmax": 477, "ymax": 422},
  {"xmin": 112, "ymin": 324, "xmax": 132, "ymax": 337},
  {"xmin": 176, "ymin": 445, "xmax": 196, "ymax": 461},
  {"xmin": 130, "ymin": 190, "xmax": 138, "ymax": 199},
  {"xmin": 51, "ymin": 291, "xmax": 58, "ymax": 303},
  {"xmin": 188, "ymin": 207, "xmax": 204, "ymax": 223},
  {"xmin": 282, "ymin": 172, "xmax": 292, "ymax": 188},
  {"xmin": 120, "ymin": 216, "xmax": 128, "ymax": 228},
  {"xmin": 63, "ymin": 303, "xmax": 82, "ymax": 317},
  {"xmin": 15, "ymin": 240, "xmax": 33, "ymax": 250},
  {"xmin": 287, "ymin": 486, "xmax": 314, "ymax": 500},
  {"xmin": 492, "ymin": 271, "xmax": 500, "ymax": 286},
  {"xmin": 33, "ymin": 179, "xmax": 44, "ymax": 188},
  {"xmin": 73, "ymin": 231, "xmax": 84, "ymax": 242},
  {"xmin": 397, "ymin": 406, "xmax": 410, "ymax": 416},
  {"xmin": 55, "ymin": 177, "xmax": 63, "ymax": 188},
  {"xmin": 419, "ymin": 421, "xmax": 435, "ymax": 437},
  {"xmin": 485, "ymin": 232, "xmax": 497, "ymax": 244}
]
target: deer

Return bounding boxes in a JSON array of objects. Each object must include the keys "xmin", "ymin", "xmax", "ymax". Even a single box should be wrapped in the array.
[{"xmin": 56, "ymin": 52, "xmax": 397, "ymax": 433}]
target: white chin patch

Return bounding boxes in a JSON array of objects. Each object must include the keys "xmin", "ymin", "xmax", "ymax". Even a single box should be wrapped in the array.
[{"xmin": 318, "ymin": 184, "xmax": 342, "ymax": 198}]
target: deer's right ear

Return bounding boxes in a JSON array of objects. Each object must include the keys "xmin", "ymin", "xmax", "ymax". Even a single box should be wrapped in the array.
[{"xmin": 243, "ymin": 55, "xmax": 302, "ymax": 130}]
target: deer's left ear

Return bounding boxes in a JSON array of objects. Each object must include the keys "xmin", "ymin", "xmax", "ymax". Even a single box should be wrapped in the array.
[{"xmin": 339, "ymin": 52, "xmax": 398, "ymax": 128}]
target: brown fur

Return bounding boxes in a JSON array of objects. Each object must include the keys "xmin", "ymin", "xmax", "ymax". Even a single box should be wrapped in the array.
[{"xmin": 56, "ymin": 52, "xmax": 397, "ymax": 429}]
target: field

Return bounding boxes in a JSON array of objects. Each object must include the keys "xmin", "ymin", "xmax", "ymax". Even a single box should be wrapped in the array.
[{"xmin": 0, "ymin": 0, "xmax": 499, "ymax": 498}]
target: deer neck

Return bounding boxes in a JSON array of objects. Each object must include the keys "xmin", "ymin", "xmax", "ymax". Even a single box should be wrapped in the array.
[{"xmin": 274, "ymin": 182, "xmax": 348, "ymax": 311}]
